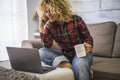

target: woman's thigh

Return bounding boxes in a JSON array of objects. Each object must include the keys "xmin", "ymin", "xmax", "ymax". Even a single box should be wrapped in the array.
[
  {"xmin": 72, "ymin": 53, "xmax": 93, "ymax": 80},
  {"xmin": 72, "ymin": 53, "xmax": 93, "ymax": 66}
]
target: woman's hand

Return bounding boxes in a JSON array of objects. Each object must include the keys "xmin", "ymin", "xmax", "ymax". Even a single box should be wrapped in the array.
[
  {"xmin": 84, "ymin": 42, "xmax": 92, "ymax": 54},
  {"xmin": 41, "ymin": 14, "xmax": 49, "ymax": 23},
  {"xmin": 40, "ymin": 14, "xmax": 49, "ymax": 33}
]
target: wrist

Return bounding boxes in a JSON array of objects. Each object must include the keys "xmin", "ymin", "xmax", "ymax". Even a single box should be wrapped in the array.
[{"xmin": 40, "ymin": 28, "xmax": 45, "ymax": 33}]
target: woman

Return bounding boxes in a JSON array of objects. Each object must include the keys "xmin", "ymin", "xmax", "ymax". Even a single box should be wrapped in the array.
[{"xmin": 34, "ymin": 0, "xmax": 93, "ymax": 80}]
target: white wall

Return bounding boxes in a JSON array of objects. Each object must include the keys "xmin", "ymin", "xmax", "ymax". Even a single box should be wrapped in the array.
[
  {"xmin": 70, "ymin": 0, "xmax": 120, "ymax": 24},
  {"xmin": 27, "ymin": 0, "xmax": 39, "ymax": 39},
  {"xmin": 0, "ymin": 0, "xmax": 28, "ymax": 61},
  {"xmin": 27, "ymin": 0, "xmax": 120, "ymax": 39}
]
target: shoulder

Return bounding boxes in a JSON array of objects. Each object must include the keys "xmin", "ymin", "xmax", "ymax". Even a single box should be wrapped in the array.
[
  {"xmin": 45, "ymin": 21, "xmax": 59, "ymax": 29},
  {"xmin": 71, "ymin": 15, "xmax": 87, "ymax": 27},
  {"xmin": 72, "ymin": 15, "xmax": 82, "ymax": 20}
]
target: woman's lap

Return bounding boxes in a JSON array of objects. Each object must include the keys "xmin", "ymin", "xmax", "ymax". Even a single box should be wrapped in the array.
[
  {"xmin": 39, "ymin": 48, "xmax": 69, "ymax": 67},
  {"xmin": 39, "ymin": 48, "xmax": 93, "ymax": 80}
]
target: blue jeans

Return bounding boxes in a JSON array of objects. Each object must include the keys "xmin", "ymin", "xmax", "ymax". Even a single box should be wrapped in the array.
[{"xmin": 39, "ymin": 48, "xmax": 93, "ymax": 80}]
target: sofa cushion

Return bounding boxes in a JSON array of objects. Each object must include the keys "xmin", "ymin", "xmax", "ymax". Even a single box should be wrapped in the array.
[
  {"xmin": 112, "ymin": 23, "xmax": 120, "ymax": 57},
  {"xmin": 92, "ymin": 56, "xmax": 111, "ymax": 65},
  {"xmin": 87, "ymin": 21, "xmax": 117, "ymax": 57},
  {"xmin": 91, "ymin": 59, "xmax": 120, "ymax": 80},
  {"xmin": 27, "ymin": 68, "xmax": 74, "ymax": 80}
]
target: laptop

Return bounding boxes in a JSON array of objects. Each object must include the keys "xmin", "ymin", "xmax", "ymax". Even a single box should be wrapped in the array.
[{"xmin": 6, "ymin": 47, "xmax": 56, "ymax": 74}]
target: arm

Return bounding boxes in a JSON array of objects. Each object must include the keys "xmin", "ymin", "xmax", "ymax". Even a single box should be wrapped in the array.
[
  {"xmin": 37, "ymin": 11, "xmax": 53, "ymax": 48},
  {"xmin": 77, "ymin": 16, "xmax": 93, "ymax": 53},
  {"xmin": 40, "ymin": 24, "xmax": 53, "ymax": 48},
  {"xmin": 22, "ymin": 39, "xmax": 43, "ymax": 49}
]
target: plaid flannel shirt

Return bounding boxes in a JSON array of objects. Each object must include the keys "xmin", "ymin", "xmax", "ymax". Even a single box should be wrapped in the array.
[{"xmin": 40, "ymin": 15, "xmax": 93, "ymax": 60}]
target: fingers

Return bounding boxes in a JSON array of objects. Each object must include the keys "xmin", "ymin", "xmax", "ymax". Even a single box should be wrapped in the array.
[
  {"xmin": 41, "ymin": 14, "xmax": 49, "ymax": 22},
  {"xmin": 84, "ymin": 42, "xmax": 92, "ymax": 54}
]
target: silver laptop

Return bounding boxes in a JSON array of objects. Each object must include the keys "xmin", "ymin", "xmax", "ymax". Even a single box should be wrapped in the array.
[{"xmin": 6, "ymin": 47, "xmax": 56, "ymax": 73}]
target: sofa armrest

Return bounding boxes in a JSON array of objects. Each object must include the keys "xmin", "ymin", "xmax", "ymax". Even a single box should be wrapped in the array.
[
  {"xmin": 22, "ymin": 39, "xmax": 59, "ymax": 50},
  {"xmin": 22, "ymin": 39, "xmax": 43, "ymax": 49}
]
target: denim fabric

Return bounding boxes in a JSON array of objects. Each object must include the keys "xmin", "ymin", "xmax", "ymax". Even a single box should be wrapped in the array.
[
  {"xmin": 39, "ymin": 48, "xmax": 93, "ymax": 80},
  {"xmin": 39, "ymin": 48, "xmax": 69, "ymax": 67},
  {"xmin": 72, "ymin": 53, "xmax": 93, "ymax": 80}
]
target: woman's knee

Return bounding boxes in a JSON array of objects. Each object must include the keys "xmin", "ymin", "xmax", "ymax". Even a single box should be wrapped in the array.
[
  {"xmin": 39, "ymin": 48, "xmax": 58, "ymax": 60},
  {"xmin": 39, "ymin": 48, "xmax": 48, "ymax": 52},
  {"xmin": 72, "ymin": 58, "xmax": 89, "ymax": 70}
]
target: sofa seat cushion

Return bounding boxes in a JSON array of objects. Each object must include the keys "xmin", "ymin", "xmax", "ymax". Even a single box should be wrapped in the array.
[
  {"xmin": 93, "ymin": 56, "xmax": 111, "ymax": 64},
  {"xmin": 91, "ymin": 59, "xmax": 120, "ymax": 80},
  {"xmin": 26, "ymin": 68, "xmax": 74, "ymax": 80},
  {"xmin": 0, "ymin": 67, "xmax": 74, "ymax": 80}
]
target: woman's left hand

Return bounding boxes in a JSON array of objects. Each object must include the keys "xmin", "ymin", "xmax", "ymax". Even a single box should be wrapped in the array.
[{"xmin": 84, "ymin": 42, "xmax": 92, "ymax": 54}]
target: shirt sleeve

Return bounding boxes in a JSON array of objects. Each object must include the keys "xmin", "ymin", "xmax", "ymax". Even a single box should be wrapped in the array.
[
  {"xmin": 77, "ymin": 16, "xmax": 93, "ymax": 46},
  {"xmin": 40, "ymin": 25, "xmax": 53, "ymax": 48}
]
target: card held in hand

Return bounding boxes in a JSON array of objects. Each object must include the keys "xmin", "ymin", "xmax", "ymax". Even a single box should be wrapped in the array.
[{"xmin": 74, "ymin": 44, "xmax": 86, "ymax": 57}]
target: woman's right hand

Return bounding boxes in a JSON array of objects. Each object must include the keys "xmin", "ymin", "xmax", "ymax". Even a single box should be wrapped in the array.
[
  {"xmin": 40, "ymin": 14, "xmax": 49, "ymax": 33},
  {"xmin": 41, "ymin": 14, "xmax": 49, "ymax": 24}
]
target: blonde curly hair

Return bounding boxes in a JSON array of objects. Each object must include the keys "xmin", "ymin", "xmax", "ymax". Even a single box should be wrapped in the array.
[{"xmin": 36, "ymin": 0, "xmax": 73, "ymax": 23}]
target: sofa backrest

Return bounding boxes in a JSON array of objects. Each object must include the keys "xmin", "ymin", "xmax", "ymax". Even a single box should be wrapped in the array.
[
  {"xmin": 87, "ymin": 21, "xmax": 117, "ymax": 57},
  {"xmin": 112, "ymin": 23, "xmax": 120, "ymax": 58}
]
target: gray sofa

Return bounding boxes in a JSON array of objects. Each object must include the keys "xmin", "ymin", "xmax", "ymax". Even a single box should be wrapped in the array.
[
  {"xmin": 22, "ymin": 21, "xmax": 120, "ymax": 80},
  {"xmin": 0, "ymin": 21, "xmax": 120, "ymax": 80},
  {"xmin": 88, "ymin": 21, "xmax": 120, "ymax": 80}
]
